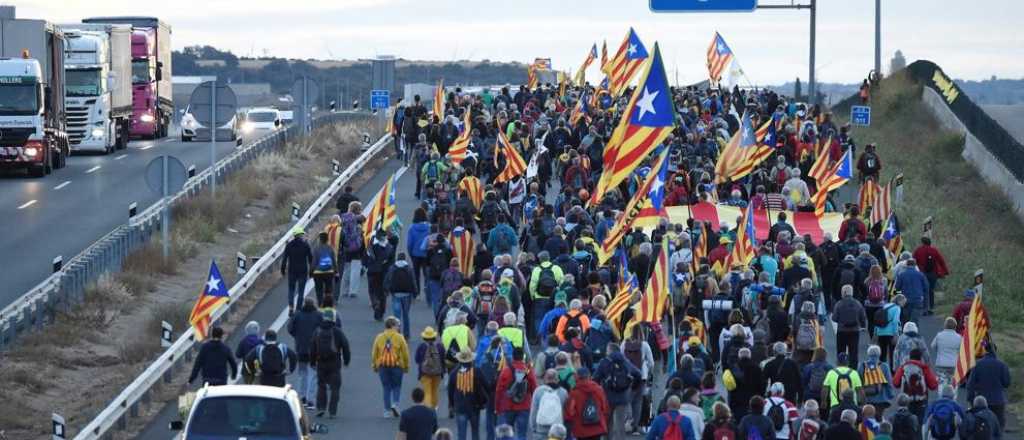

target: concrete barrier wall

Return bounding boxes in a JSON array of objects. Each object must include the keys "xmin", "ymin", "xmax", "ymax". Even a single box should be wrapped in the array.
[{"xmin": 921, "ymin": 87, "xmax": 1024, "ymax": 221}]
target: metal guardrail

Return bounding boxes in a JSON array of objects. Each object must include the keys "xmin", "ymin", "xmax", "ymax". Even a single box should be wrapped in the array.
[
  {"xmin": 0, "ymin": 112, "xmax": 374, "ymax": 349},
  {"xmin": 70, "ymin": 132, "xmax": 392, "ymax": 440}
]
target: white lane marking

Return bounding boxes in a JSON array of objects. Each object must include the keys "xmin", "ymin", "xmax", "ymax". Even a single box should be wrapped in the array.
[
  {"xmin": 114, "ymin": 154, "xmax": 127, "ymax": 160},
  {"xmin": 162, "ymin": 138, "xmax": 176, "ymax": 143},
  {"xmin": 54, "ymin": 180, "xmax": 71, "ymax": 190},
  {"xmin": 17, "ymin": 199, "xmax": 36, "ymax": 209},
  {"xmin": 139, "ymin": 145, "xmax": 154, "ymax": 150},
  {"xmin": 85, "ymin": 165, "xmax": 101, "ymax": 174},
  {"xmin": 394, "ymin": 165, "xmax": 408, "ymax": 181}
]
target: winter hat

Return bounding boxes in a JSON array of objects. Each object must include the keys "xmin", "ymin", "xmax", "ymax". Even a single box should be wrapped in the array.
[
  {"xmin": 245, "ymin": 321, "xmax": 260, "ymax": 336},
  {"xmin": 964, "ymin": 288, "xmax": 976, "ymax": 299}
]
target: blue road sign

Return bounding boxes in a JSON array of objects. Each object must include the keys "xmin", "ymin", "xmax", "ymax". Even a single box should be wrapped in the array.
[
  {"xmin": 650, "ymin": 0, "xmax": 757, "ymax": 12},
  {"xmin": 851, "ymin": 105, "xmax": 871, "ymax": 126},
  {"xmin": 370, "ymin": 89, "xmax": 390, "ymax": 110}
]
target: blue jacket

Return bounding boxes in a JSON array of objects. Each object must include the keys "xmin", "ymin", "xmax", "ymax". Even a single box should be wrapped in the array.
[
  {"xmin": 645, "ymin": 410, "xmax": 696, "ymax": 440},
  {"xmin": 486, "ymin": 223, "xmax": 518, "ymax": 255},
  {"xmin": 895, "ymin": 268, "xmax": 929, "ymax": 304},
  {"xmin": 967, "ymin": 352, "xmax": 1011, "ymax": 405},
  {"xmin": 406, "ymin": 222, "xmax": 431, "ymax": 258},
  {"xmin": 593, "ymin": 352, "xmax": 642, "ymax": 406},
  {"xmin": 539, "ymin": 307, "xmax": 566, "ymax": 340}
]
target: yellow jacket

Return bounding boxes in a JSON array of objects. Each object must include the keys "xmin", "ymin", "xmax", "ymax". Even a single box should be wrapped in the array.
[{"xmin": 371, "ymin": 329, "xmax": 409, "ymax": 372}]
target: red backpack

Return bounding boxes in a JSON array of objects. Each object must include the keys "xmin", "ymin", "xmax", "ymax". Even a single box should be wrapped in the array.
[{"xmin": 661, "ymin": 413, "xmax": 686, "ymax": 440}]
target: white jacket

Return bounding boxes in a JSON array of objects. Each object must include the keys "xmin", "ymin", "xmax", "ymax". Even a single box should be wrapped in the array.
[
  {"xmin": 931, "ymin": 329, "xmax": 962, "ymax": 369},
  {"xmin": 680, "ymin": 402, "xmax": 705, "ymax": 439}
]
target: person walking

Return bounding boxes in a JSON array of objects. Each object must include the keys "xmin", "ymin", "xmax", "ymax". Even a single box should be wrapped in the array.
[
  {"xmin": 594, "ymin": 343, "xmax": 643, "ymax": 439},
  {"xmin": 893, "ymin": 259, "xmax": 929, "ymax": 323},
  {"xmin": 339, "ymin": 201, "xmax": 366, "ymax": 299},
  {"xmin": 407, "ymin": 208, "xmax": 432, "ymax": 295},
  {"xmin": 832, "ymin": 285, "xmax": 868, "ymax": 367},
  {"xmin": 763, "ymin": 383, "xmax": 799, "ymax": 440},
  {"xmin": 645, "ymin": 395, "xmax": 696, "ymax": 440},
  {"xmin": 373, "ymin": 316, "xmax": 411, "ymax": 417},
  {"xmin": 309, "ymin": 310, "xmax": 351, "ymax": 418},
  {"xmin": 387, "ymin": 252, "xmax": 418, "ymax": 339},
  {"xmin": 960, "ymin": 396, "xmax": 1002, "ymax": 440},
  {"xmin": 738, "ymin": 396, "xmax": 775, "ymax": 440},
  {"xmin": 398, "ymin": 388, "xmax": 439, "ymax": 440},
  {"xmin": 416, "ymin": 326, "xmax": 447, "ymax": 410},
  {"xmin": 367, "ymin": 230, "xmax": 397, "ymax": 321},
  {"xmin": 858, "ymin": 345, "xmax": 896, "ymax": 414},
  {"xmin": 495, "ymin": 347, "xmax": 538, "ymax": 440},
  {"xmin": 893, "ymin": 348, "xmax": 938, "ymax": 425},
  {"xmin": 288, "ymin": 296, "xmax": 323, "ymax": 407},
  {"xmin": 563, "ymin": 367, "xmax": 609, "ymax": 440},
  {"xmin": 823, "ymin": 410, "xmax": 861, "ymax": 440},
  {"xmin": 311, "ymin": 231, "xmax": 339, "ymax": 305},
  {"xmin": 188, "ymin": 326, "xmax": 237, "ymax": 386},
  {"xmin": 244, "ymin": 329, "xmax": 297, "ymax": 387},
  {"xmin": 874, "ymin": 294, "xmax": 904, "ymax": 368},
  {"xmin": 966, "ymin": 343, "xmax": 1012, "ymax": 433},
  {"xmin": 280, "ymin": 228, "xmax": 313, "ymax": 316},
  {"xmin": 762, "ymin": 342, "xmax": 803, "ymax": 403},
  {"xmin": 821, "ymin": 353, "xmax": 863, "ymax": 420},
  {"xmin": 529, "ymin": 369, "xmax": 570, "ymax": 440},
  {"xmin": 888, "ymin": 394, "xmax": 920, "ymax": 440},
  {"xmin": 449, "ymin": 350, "xmax": 491, "ymax": 440},
  {"xmin": 234, "ymin": 321, "xmax": 263, "ymax": 385},
  {"xmin": 911, "ymin": 236, "xmax": 949, "ymax": 315},
  {"xmin": 930, "ymin": 317, "xmax": 962, "ymax": 385},
  {"xmin": 893, "ymin": 322, "xmax": 930, "ymax": 367},
  {"xmin": 923, "ymin": 385, "xmax": 964, "ymax": 440}
]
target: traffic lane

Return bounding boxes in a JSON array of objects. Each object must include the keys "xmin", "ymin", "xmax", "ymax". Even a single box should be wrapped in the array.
[
  {"xmin": 0, "ymin": 137, "xmax": 250, "ymax": 305},
  {"xmin": 136, "ymin": 156, "xmax": 404, "ymax": 439}
]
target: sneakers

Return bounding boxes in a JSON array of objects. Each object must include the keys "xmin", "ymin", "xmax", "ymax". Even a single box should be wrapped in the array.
[
  {"xmin": 390, "ymin": 406, "xmax": 400, "ymax": 418},
  {"xmin": 383, "ymin": 409, "xmax": 393, "ymax": 418}
]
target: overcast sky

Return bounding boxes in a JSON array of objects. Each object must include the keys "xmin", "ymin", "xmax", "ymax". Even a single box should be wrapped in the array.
[{"xmin": 19, "ymin": 0, "xmax": 1024, "ymax": 84}]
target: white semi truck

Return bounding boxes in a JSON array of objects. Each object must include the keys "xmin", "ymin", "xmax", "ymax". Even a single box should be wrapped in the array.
[{"xmin": 59, "ymin": 23, "xmax": 132, "ymax": 153}]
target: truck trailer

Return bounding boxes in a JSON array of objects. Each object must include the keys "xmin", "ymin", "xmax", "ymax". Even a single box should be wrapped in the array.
[
  {"xmin": 82, "ymin": 17, "xmax": 172, "ymax": 139},
  {"xmin": 59, "ymin": 23, "xmax": 132, "ymax": 153},
  {"xmin": 0, "ymin": 6, "xmax": 70, "ymax": 177}
]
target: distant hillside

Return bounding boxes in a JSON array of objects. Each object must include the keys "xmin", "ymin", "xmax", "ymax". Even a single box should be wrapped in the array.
[
  {"xmin": 956, "ymin": 76, "xmax": 1024, "ymax": 105},
  {"xmin": 173, "ymin": 45, "xmax": 527, "ymax": 107}
]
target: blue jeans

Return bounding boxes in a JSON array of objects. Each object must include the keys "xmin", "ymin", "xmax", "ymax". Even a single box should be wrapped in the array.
[
  {"xmin": 457, "ymin": 410, "xmax": 481, "ymax": 440},
  {"xmin": 501, "ymin": 410, "xmax": 529, "ymax": 440},
  {"xmin": 378, "ymin": 367, "xmax": 403, "ymax": 409},
  {"xmin": 392, "ymin": 293, "xmax": 412, "ymax": 339},
  {"xmin": 484, "ymin": 406, "xmax": 496, "ymax": 440},
  {"xmin": 427, "ymin": 279, "xmax": 443, "ymax": 316},
  {"xmin": 907, "ymin": 301, "xmax": 924, "ymax": 324},
  {"xmin": 532, "ymin": 298, "xmax": 551, "ymax": 337},
  {"xmin": 287, "ymin": 273, "xmax": 307, "ymax": 311}
]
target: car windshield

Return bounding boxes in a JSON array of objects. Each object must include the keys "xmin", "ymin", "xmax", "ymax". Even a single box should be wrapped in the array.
[
  {"xmin": 0, "ymin": 83, "xmax": 39, "ymax": 115},
  {"xmin": 131, "ymin": 59, "xmax": 152, "ymax": 84},
  {"xmin": 248, "ymin": 112, "xmax": 277, "ymax": 123},
  {"xmin": 186, "ymin": 396, "xmax": 298, "ymax": 439},
  {"xmin": 66, "ymin": 69, "xmax": 102, "ymax": 97}
]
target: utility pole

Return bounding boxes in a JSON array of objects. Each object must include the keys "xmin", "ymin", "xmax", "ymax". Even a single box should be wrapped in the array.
[
  {"xmin": 757, "ymin": 0, "xmax": 815, "ymax": 103},
  {"xmin": 874, "ymin": 0, "xmax": 881, "ymax": 75}
]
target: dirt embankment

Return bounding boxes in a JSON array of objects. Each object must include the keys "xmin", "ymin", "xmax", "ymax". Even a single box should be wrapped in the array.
[{"xmin": 0, "ymin": 120, "xmax": 387, "ymax": 439}]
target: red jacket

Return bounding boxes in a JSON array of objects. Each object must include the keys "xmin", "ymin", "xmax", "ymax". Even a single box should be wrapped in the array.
[
  {"xmin": 952, "ymin": 299, "xmax": 973, "ymax": 333},
  {"xmin": 892, "ymin": 359, "xmax": 939, "ymax": 392},
  {"xmin": 838, "ymin": 218, "xmax": 867, "ymax": 243},
  {"xmin": 563, "ymin": 378, "xmax": 609, "ymax": 437},
  {"xmin": 494, "ymin": 361, "xmax": 537, "ymax": 413},
  {"xmin": 912, "ymin": 245, "xmax": 949, "ymax": 277}
]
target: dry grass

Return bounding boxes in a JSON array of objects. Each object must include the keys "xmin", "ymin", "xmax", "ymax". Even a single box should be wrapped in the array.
[{"xmin": 841, "ymin": 71, "xmax": 1024, "ymax": 413}]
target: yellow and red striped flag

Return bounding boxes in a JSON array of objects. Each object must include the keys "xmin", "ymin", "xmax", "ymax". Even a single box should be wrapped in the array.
[
  {"xmin": 448, "ymin": 109, "xmax": 471, "ymax": 165},
  {"xmin": 606, "ymin": 28, "xmax": 648, "ymax": 97},
  {"xmin": 714, "ymin": 115, "xmax": 772, "ymax": 183},
  {"xmin": 448, "ymin": 226, "xmax": 475, "ymax": 276},
  {"xmin": 858, "ymin": 178, "xmax": 882, "ymax": 219},
  {"xmin": 691, "ymin": 222, "xmax": 708, "ymax": 274},
  {"xmin": 494, "ymin": 131, "xmax": 527, "ymax": 183},
  {"xmin": 808, "ymin": 146, "xmax": 833, "ymax": 184},
  {"xmin": 870, "ymin": 174, "xmax": 898, "ymax": 227},
  {"xmin": 600, "ymin": 40, "xmax": 609, "ymax": 73},
  {"xmin": 706, "ymin": 32, "xmax": 735, "ymax": 84},
  {"xmin": 432, "ymin": 79, "xmax": 445, "ymax": 118},
  {"xmin": 954, "ymin": 291, "xmax": 990, "ymax": 386},
  {"xmin": 725, "ymin": 206, "xmax": 757, "ymax": 269},
  {"xmin": 458, "ymin": 175, "xmax": 483, "ymax": 210},
  {"xmin": 596, "ymin": 149, "xmax": 669, "ymax": 264},
  {"xmin": 575, "ymin": 43, "xmax": 598, "ymax": 86},
  {"xmin": 189, "ymin": 260, "xmax": 230, "ymax": 341},
  {"xmin": 812, "ymin": 149, "xmax": 853, "ymax": 217},
  {"xmin": 362, "ymin": 174, "xmax": 398, "ymax": 246},
  {"xmin": 590, "ymin": 43, "xmax": 674, "ymax": 206},
  {"xmin": 625, "ymin": 238, "xmax": 670, "ymax": 336}
]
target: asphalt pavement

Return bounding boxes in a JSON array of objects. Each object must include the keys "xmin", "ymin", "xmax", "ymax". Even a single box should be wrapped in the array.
[{"xmin": 0, "ymin": 132, "xmax": 256, "ymax": 306}]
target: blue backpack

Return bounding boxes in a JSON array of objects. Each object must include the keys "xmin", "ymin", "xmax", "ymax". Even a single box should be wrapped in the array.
[
  {"xmin": 585, "ymin": 319, "xmax": 613, "ymax": 359},
  {"xmin": 929, "ymin": 399, "xmax": 960, "ymax": 440}
]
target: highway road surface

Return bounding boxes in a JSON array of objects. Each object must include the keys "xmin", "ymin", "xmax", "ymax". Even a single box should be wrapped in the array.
[
  {"xmin": 0, "ymin": 132, "xmax": 251, "ymax": 306},
  {"xmin": 132, "ymin": 154, "xmax": 1007, "ymax": 439},
  {"xmin": 981, "ymin": 104, "xmax": 1024, "ymax": 145}
]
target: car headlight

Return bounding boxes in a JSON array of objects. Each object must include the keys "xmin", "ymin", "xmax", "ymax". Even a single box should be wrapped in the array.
[
  {"xmin": 242, "ymin": 123, "xmax": 254, "ymax": 133},
  {"xmin": 92, "ymin": 128, "xmax": 105, "ymax": 138},
  {"xmin": 140, "ymin": 114, "xmax": 155, "ymax": 123},
  {"xmin": 24, "ymin": 147, "xmax": 38, "ymax": 157}
]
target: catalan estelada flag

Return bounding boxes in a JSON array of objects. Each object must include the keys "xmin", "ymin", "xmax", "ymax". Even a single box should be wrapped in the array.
[
  {"xmin": 714, "ymin": 111, "xmax": 766, "ymax": 183},
  {"xmin": 707, "ymin": 32, "xmax": 735, "ymax": 84},
  {"xmin": 494, "ymin": 131, "xmax": 527, "ymax": 183},
  {"xmin": 448, "ymin": 109, "xmax": 471, "ymax": 165},
  {"xmin": 882, "ymin": 212, "xmax": 904, "ymax": 256},
  {"xmin": 691, "ymin": 221, "xmax": 708, "ymax": 274},
  {"xmin": 362, "ymin": 174, "xmax": 398, "ymax": 246},
  {"xmin": 433, "ymin": 79, "xmax": 445, "ymax": 118},
  {"xmin": 597, "ymin": 149, "xmax": 669, "ymax": 264},
  {"xmin": 575, "ymin": 43, "xmax": 598, "ymax": 86},
  {"xmin": 448, "ymin": 226, "xmax": 475, "ymax": 276},
  {"xmin": 725, "ymin": 205, "xmax": 757, "ymax": 269},
  {"xmin": 954, "ymin": 290, "xmax": 990, "ymax": 386},
  {"xmin": 189, "ymin": 260, "xmax": 230, "ymax": 341},
  {"xmin": 812, "ymin": 149, "xmax": 853, "ymax": 216},
  {"xmin": 458, "ymin": 175, "xmax": 483, "ymax": 210},
  {"xmin": 590, "ymin": 42, "xmax": 674, "ymax": 207},
  {"xmin": 625, "ymin": 237, "xmax": 669, "ymax": 337},
  {"xmin": 606, "ymin": 28, "xmax": 648, "ymax": 97},
  {"xmin": 600, "ymin": 40, "xmax": 609, "ymax": 73},
  {"xmin": 607, "ymin": 252, "xmax": 639, "ymax": 339},
  {"xmin": 569, "ymin": 92, "xmax": 591, "ymax": 127}
]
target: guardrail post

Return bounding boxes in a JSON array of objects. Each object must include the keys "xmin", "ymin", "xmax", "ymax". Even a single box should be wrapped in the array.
[
  {"xmin": 187, "ymin": 164, "xmax": 196, "ymax": 179},
  {"xmin": 52, "ymin": 255, "xmax": 62, "ymax": 273},
  {"xmin": 128, "ymin": 202, "xmax": 137, "ymax": 220},
  {"xmin": 236, "ymin": 252, "xmax": 247, "ymax": 276},
  {"xmin": 52, "ymin": 412, "xmax": 66, "ymax": 439},
  {"xmin": 291, "ymin": 203, "xmax": 301, "ymax": 222},
  {"xmin": 161, "ymin": 321, "xmax": 173, "ymax": 348}
]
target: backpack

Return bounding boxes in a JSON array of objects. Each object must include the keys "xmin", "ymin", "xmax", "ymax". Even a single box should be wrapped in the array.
[
  {"xmin": 900, "ymin": 362, "xmax": 927, "ymax": 401},
  {"xmin": 606, "ymin": 359, "xmax": 632, "ymax": 392},
  {"xmin": 257, "ymin": 344, "xmax": 287, "ymax": 376},
  {"xmin": 661, "ymin": 413, "xmax": 686, "ymax": 440},
  {"xmin": 795, "ymin": 319, "xmax": 818, "ymax": 351},
  {"xmin": 540, "ymin": 350, "xmax": 558, "ymax": 371},
  {"xmin": 314, "ymin": 328, "xmax": 338, "ymax": 364},
  {"xmin": 508, "ymin": 367, "xmax": 530, "ymax": 404},
  {"xmin": 928, "ymin": 400, "xmax": 959, "ymax": 440},
  {"xmin": 475, "ymin": 283, "xmax": 496, "ymax": 315},
  {"xmin": 421, "ymin": 343, "xmax": 445, "ymax": 376},
  {"xmin": 341, "ymin": 214, "xmax": 363, "ymax": 253},
  {"xmin": 585, "ymin": 320, "xmax": 613, "ymax": 358},
  {"xmin": 701, "ymin": 394, "xmax": 724, "ymax": 420},
  {"xmin": 480, "ymin": 201, "xmax": 499, "ymax": 229},
  {"xmin": 797, "ymin": 419, "xmax": 821, "ymax": 440},
  {"xmin": 623, "ymin": 340, "xmax": 643, "ymax": 370},
  {"xmin": 874, "ymin": 304, "xmax": 895, "ymax": 328},
  {"xmin": 315, "ymin": 247, "xmax": 335, "ymax": 272},
  {"xmin": 962, "ymin": 410, "xmax": 994, "ymax": 440},
  {"xmin": 444, "ymin": 336, "xmax": 462, "ymax": 364},
  {"xmin": 536, "ymin": 265, "xmax": 558, "ymax": 297},
  {"xmin": 536, "ymin": 388, "xmax": 563, "ymax": 426},
  {"xmin": 581, "ymin": 392, "xmax": 601, "ymax": 425},
  {"xmin": 867, "ymin": 278, "xmax": 886, "ymax": 304},
  {"xmin": 834, "ymin": 368, "xmax": 854, "ymax": 401},
  {"xmin": 564, "ymin": 312, "xmax": 585, "ymax": 336},
  {"xmin": 806, "ymin": 363, "xmax": 830, "ymax": 399},
  {"xmin": 424, "ymin": 160, "xmax": 441, "ymax": 183},
  {"xmin": 891, "ymin": 410, "xmax": 918, "ymax": 440},
  {"xmin": 429, "ymin": 246, "xmax": 450, "ymax": 278},
  {"xmin": 480, "ymin": 347, "xmax": 502, "ymax": 386},
  {"xmin": 767, "ymin": 399, "xmax": 787, "ymax": 432}
]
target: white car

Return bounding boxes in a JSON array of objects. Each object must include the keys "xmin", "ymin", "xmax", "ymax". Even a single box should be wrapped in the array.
[
  {"xmin": 170, "ymin": 384, "xmax": 327, "ymax": 439},
  {"xmin": 180, "ymin": 104, "xmax": 242, "ymax": 144},
  {"xmin": 242, "ymin": 108, "xmax": 283, "ymax": 138}
]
